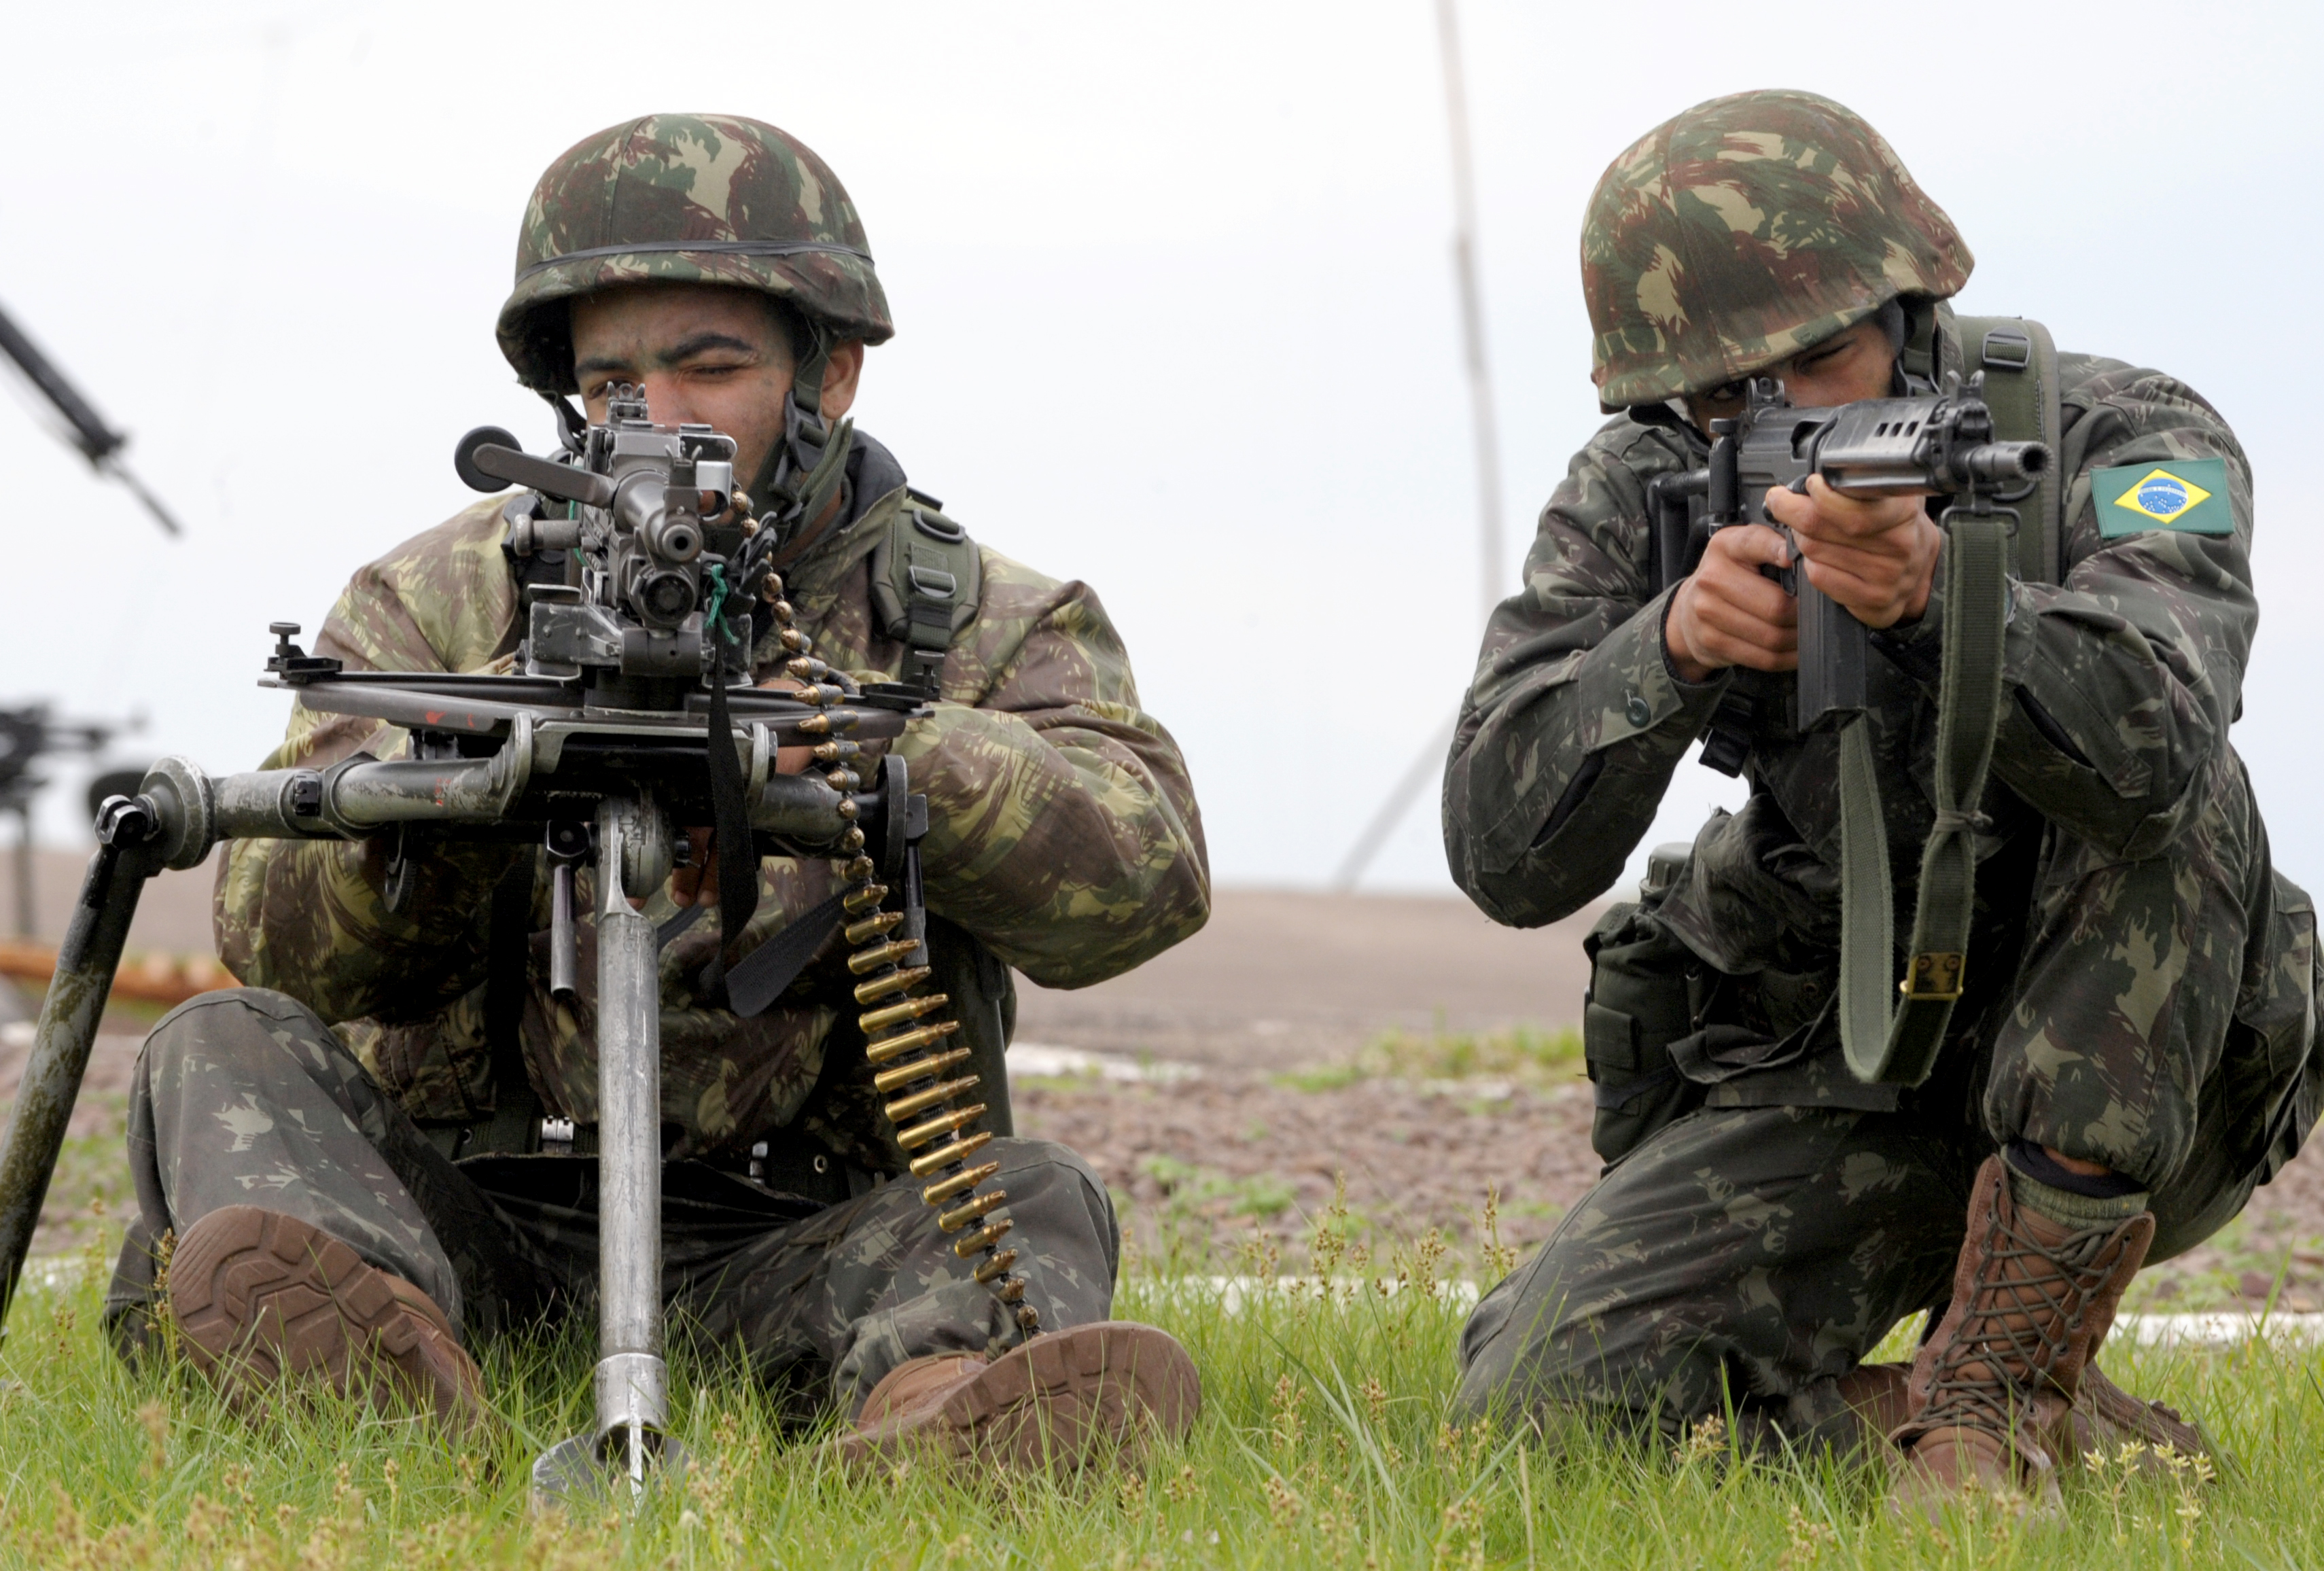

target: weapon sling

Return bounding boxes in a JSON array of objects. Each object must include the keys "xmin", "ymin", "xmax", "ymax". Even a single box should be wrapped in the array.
[{"xmin": 1835, "ymin": 504, "xmax": 2011, "ymax": 1084}]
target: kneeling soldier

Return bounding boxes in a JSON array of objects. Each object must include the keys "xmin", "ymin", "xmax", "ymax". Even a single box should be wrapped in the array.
[{"xmin": 1444, "ymin": 90, "xmax": 2318, "ymax": 1515}]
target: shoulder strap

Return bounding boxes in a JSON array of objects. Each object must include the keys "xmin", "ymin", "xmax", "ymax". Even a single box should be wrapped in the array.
[
  {"xmin": 1950, "ymin": 315, "xmax": 2062, "ymax": 583},
  {"xmin": 868, "ymin": 493, "xmax": 983, "ymax": 695}
]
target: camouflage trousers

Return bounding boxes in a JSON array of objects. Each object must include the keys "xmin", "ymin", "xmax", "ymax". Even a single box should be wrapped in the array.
[
  {"xmin": 1456, "ymin": 755, "xmax": 2318, "ymax": 1446},
  {"xmin": 103, "ymin": 988, "xmax": 1119, "ymax": 1417}
]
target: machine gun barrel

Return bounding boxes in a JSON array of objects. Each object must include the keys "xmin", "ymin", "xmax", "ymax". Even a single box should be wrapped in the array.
[{"xmin": 199, "ymin": 751, "xmax": 856, "ymax": 847}]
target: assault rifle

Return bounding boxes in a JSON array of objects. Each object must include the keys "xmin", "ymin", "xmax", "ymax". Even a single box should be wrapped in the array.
[
  {"xmin": 1648, "ymin": 373, "xmax": 2049, "ymax": 730},
  {"xmin": 0, "ymin": 389, "xmax": 1030, "ymax": 1504}
]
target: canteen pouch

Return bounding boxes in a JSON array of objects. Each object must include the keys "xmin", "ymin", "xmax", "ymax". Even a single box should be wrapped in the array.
[{"xmin": 1582, "ymin": 898, "xmax": 1712, "ymax": 1165}]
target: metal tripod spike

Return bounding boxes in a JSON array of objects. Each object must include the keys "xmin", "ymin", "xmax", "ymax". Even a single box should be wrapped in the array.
[{"xmin": 532, "ymin": 793, "xmax": 688, "ymax": 1506}]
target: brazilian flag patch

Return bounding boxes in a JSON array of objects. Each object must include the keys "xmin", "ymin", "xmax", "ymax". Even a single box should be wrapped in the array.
[{"xmin": 2094, "ymin": 457, "xmax": 2234, "ymax": 538}]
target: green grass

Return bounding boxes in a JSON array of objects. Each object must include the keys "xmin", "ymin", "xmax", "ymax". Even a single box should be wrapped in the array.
[
  {"xmin": 1276, "ymin": 1025, "xmax": 1585, "ymax": 1095},
  {"xmin": 6, "ymin": 1221, "xmax": 2324, "ymax": 1568}
]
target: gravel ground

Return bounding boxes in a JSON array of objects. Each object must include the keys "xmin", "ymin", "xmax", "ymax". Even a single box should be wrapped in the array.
[{"xmin": 1015, "ymin": 1060, "xmax": 2324, "ymax": 1313}]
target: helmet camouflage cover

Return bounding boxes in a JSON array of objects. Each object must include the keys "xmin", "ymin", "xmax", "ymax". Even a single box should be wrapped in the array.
[
  {"xmin": 497, "ymin": 113, "xmax": 894, "ymax": 394},
  {"xmin": 1581, "ymin": 89, "xmax": 1973, "ymax": 409}
]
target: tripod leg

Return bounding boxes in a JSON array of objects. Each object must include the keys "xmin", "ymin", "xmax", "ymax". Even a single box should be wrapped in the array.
[
  {"xmin": 533, "ymin": 794, "xmax": 684, "ymax": 1506},
  {"xmin": 0, "ymin": 824, "xmax": 160, "ymax": 1333}
]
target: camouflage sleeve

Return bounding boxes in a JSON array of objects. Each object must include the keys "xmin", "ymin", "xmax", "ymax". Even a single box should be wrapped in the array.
[
  {"xmin": 214, "ymin": 501, "xmax": 529, "ymax": 1023},
  {"xmin": 1880, "ymin": 357, "xmax": 2256, "ymax": 860},
  {"xmin": 892, "ymin": 549, "xmax": 1209, "ymax": 989},
  {"xmin": 1443, "ymin": 419, "xmax": 1730, "ymax": 928}
]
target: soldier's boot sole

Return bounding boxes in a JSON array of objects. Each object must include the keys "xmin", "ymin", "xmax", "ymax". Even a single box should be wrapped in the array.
[
  {"xmin": 168, "ymin": 1205, "xmax": 485, "ymax": 1433},
  {"xmin": 837, "ymin": 1320, "xmax": 1201, "ymax": 1474}
]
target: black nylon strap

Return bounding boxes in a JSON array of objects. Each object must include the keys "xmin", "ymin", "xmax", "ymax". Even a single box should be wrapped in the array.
[
  {"xmin": 699, "ymin": 625, "xmax": 759, "ymax": 1006},
  {"xmin": 724, "ymin": 892, "xmax": 847, "ymax": 1019},
  {"xmin": 481, "ymin": 858, "xmax": 540, "ymax": 1152}
]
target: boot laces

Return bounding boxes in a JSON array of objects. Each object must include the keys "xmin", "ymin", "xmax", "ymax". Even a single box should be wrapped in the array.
[{"xmin": 1918, "ymin": 1203, "xmax": 2130, "ymax": 1440}]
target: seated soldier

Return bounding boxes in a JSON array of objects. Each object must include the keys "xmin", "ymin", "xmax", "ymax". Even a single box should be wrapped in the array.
[
  {"xmin": 103, "ymin": 115, "xmax": 1212, "ymax": 1468},
  {"xmin": 1442, "ymin": 90, "xmax": 2319, "ymax": 1516}
]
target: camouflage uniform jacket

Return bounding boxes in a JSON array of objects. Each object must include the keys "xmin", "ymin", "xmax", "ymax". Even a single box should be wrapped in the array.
[
  {"xmin": 216, "ymin": 435, "xmax": 1210, "ymax": 1161},
  {"xmin": 1444, "ymin": 310, "xmax": 2257, "ymax": 1094}
]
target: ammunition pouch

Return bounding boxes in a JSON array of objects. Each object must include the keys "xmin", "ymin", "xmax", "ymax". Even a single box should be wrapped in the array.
[
  {"xmin": 1582, "ymin": 901, "xmax": 1710, "ymax": 1164},
  {"xmin": 868, "ymin": 495, "xmax": 981, "ymax": 696}
]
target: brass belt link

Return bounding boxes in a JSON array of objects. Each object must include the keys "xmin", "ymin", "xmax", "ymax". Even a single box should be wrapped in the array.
[{"xmin": 760, "ymin": 571, "xmax": 1040, "ymax": 1340}]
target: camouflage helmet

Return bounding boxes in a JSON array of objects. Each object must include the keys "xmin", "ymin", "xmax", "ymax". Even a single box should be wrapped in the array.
[
  {"xmin": 1581, "ymin": 90, "xmax": 1972, "ymax": 409},
  {"xmin": 496, "ymin": 114, "xmax": 894, "ymax": 395}
]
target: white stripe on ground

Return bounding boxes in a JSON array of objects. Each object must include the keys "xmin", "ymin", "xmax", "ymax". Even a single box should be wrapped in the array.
[
  {"xmin": 1132, "ymin": 1276, "xmax": 2324, "ymax": 1347},
  {"xmin": 1006, "ymin": 1042, "xmax": 1202, "ymax": 1084}
]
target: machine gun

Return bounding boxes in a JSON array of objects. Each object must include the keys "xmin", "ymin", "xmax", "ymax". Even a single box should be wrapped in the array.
[
  {"xmin": 0, "ymin": 389, "xmax": 1036, "ymax": 1503},
  {"xmin": 1647, "ymin": 373, "xmax": 2049, "ymax": 730}
]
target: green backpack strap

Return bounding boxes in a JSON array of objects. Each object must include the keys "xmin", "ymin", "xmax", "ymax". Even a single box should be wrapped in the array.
[
  {"xmin": 1950, "ymin": 315, "xmax": 2062, "ymax": 582},
  {"xmin": 867, "ymin": 488, "xmax": 982, "ymax": 695}
]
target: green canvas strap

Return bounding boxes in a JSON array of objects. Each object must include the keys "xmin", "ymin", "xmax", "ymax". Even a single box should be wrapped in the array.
[
  {"xmin": 1949, "ymin": 315, "xmax": 2062, "ymax": 583},
  {"xmin": 1836, "ymin": 508, "xmax": 2013, "ymax": 1084}
]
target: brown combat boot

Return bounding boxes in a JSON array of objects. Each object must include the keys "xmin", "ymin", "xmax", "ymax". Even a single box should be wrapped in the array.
[
  {"xmin": 1886, "ymin": 1156, "xmax": 2152, "ymax": 1519},
  {"xmin": 168, "ymin": 1205, "xmax": 486, "ymax": 1433},
  {"xmin": 834, "ymin": 1320, "xmax": 1201, "ymax": 1473}
]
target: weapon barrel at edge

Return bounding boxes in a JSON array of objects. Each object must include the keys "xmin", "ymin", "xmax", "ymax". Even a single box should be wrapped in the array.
[
  {"xmin": 211, "ymin": 756, "xmax": 855, "ymax": 845},
  {"xmin": 0, "ymin": 836, "xmax": 156, "ymax": 1331}
]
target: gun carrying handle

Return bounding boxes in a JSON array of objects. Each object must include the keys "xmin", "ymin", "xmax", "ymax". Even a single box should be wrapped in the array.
[{"xmin": 0, "ymin": 819, "xmax": 166, "ymax": 1334}]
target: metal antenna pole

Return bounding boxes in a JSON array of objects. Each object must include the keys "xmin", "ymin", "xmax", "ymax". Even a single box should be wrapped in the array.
[
  {"xmin": 0, "ymin": 299, "xmax": 184, "ymax": 537},
  {"xmin": 1331, "ymin": 0, "xmax": 1503, "ymax": 893},
  {"xmin": 1437, "ymin": 0, "xmax": 1503, "ymax": 629}
]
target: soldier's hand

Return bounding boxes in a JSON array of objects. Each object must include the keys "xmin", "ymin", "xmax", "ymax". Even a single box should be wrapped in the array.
[
  {"xmin": 1665, "ymin": 523, "xmax": 1799, "ymax": 681},
  {"xmin": 1764, "ymin": 476, "xmax": 1939, "ymax": 631},
  {"xmin": 669, "ymin": 677, "xmax": 817, "ymax": 909}
]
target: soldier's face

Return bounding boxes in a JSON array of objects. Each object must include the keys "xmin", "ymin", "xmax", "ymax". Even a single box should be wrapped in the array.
[
  {"xmin": 569, "ymin": 284, "xmax": 863, "ymax": 487},
  {"xmin": 1685, "ymin": 317, "xmax": 1895, "ymax": 432}
]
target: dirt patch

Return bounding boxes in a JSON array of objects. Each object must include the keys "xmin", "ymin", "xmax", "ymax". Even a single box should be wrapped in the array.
[{"xmin": 1017, "ymin": 1061, "xmax": 2324, "ymax": 1311}]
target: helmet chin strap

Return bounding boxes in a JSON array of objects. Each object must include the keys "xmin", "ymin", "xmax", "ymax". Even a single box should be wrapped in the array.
[
  {"xmin": 540, "ymin": 391, "xmax": 588, "ymax": 453},
  {"xmin": 750, "ymin": 332, "xmax": 855, "ymax": 561}
]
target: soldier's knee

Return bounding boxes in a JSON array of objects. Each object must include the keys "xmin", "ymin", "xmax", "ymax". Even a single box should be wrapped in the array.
[
  {"xmin": 139, "ymin": 986, "xmax": 338, "ymax": 1080},
  {"xmin": 985, "ymin": 1137, "xmax": 1118, "ymax": 1253}
]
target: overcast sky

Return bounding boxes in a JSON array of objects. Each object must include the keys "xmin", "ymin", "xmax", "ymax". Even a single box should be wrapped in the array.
[{"xmin": 4, "ymin": 0, "xmax": 2317, "ymax": 904}]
